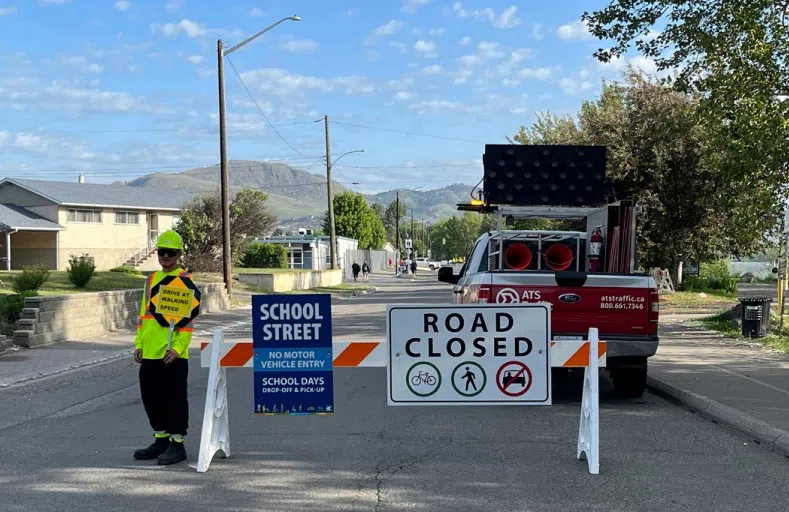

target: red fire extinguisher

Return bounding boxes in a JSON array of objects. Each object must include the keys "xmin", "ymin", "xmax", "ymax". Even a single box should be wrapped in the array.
[{"xmin": 589, "ymin": 226, "xmax": 603, "ymax": 272}]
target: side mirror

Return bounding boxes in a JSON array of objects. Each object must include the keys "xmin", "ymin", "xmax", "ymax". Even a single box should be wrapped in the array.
[{"xmin": 438, "ymin": 266, "xmax": 460, "ymax": 285}]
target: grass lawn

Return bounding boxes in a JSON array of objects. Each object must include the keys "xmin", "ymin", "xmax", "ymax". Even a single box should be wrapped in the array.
[
  {"xmin": 700, "ymin": 310, "xmax": 789, "ymax": 354},
  {"xmin": 660, "ymin": 291, "xmax": 738, "ymax": 309},
  {"xmin": 0, "ymin": 270, "xmax": 147, "ymax": 296},
  {"xmin": 234, "ymin": 268, "xmax": 311, "ymax": 274}
]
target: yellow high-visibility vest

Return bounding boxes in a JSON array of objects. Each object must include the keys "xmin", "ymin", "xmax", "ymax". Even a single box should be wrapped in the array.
[{"xmin": 134, "ymin": 268, "xmax": 196, "ymax": 360}]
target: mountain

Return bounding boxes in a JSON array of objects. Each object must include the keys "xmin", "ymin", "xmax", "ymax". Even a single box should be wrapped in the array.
[{"xmin": 119, "ymin": 160, "xmax": 472, "ymax": 227}]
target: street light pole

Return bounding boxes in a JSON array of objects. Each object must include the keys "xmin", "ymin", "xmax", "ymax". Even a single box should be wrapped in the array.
[
  {"xmin": 324, "ymin": 115, "xmax": 337, "ymax": 270},
  {"xmin": 216, "ymin": 15, "xmax": 301, "ymax": 298}
]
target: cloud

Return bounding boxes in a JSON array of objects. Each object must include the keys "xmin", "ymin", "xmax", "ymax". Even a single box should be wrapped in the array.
[
  {"xmin": 451, "ymin": 69, "xmax": 473, "ymax": 84},
  {"xmin": 449, "ymin": 2, "xmax": 521, "ymax": 29},
  {"xmin": 44, "ymin": 81, "xmax": 149, "ymax": 113},
  {"xmin": 388, "ymin": 41, "xmax": 408, "ymax": 54},
  {"xmin": 152, "ymin": 19, "xmax": 206, "ymax": 38},
  {"xmin": 394, "ymin": 91, "xmax": 414, "ymax": 101},
  {"xmin": 558, "ymin": 77, "xmax": 593, "ymax": 95},
  {"xmin": 630, "ymin": 55, "xmax": 658, "ymax": 74},
  {"xmin": 458, "ymin": 54, "xmax": 480, "ymax": 68},
  {"xmin": 530, "ymin": 23, "xmax": 544, "ymax": 40},
  {"xmin": 422, "ymin": 64, "xmax": 442, "ymax": 75},
  {"xmin": 556, "ymin": 20, "xmax": 594, "ymax": 41},
  {"xmin": 510, "ymin": 48, "xmax": 534, "ymax": 63},
  {"xmin": 114, "ymin": 0, "xmax": 130, "ymax": 12},
  {"xmin": 407, "ymin": 99, "xmax": 482, "ymax": 115},
  {"xmin": 429, "ymin": 27, "xmax": 446, "ymax": 36},
  {"xmin": 414, "ymin": 40, "xmax": 438, "ymax": 58},
  {"xmin": 165, "ymin": 0, "xmax": 182, "ymax": 11},
  {"xmin": 60, "ymin": 55, "xmax": 104, "ymax": 73},
  {"xmin": 459, "ymin": 36, "xmax": 471, "ymax": 46},
  {"xmin": 375, "ymin": 19, "xmax": 405, "ymax": 37},
  {"xmin": 596, "ymin": 55, "xmax": 626, "ymax": 71},
  {"xmin": 0, "ymin": 6, "xmax": 17, "ymax": 16},
  {"xmin": 186, "ymin": 55, "xmax": 204, "ymax": 65},
  {"xmin": 401, "ymin": 0, "xmax": 430, "ymax": 13},
  {"xmin": 240, "ymin": 68, "xmax": 376, "ymax": 97},
  {"xmin": 477, "ymin": 41, "xmax": 504, "ymax": 58},
  {"xmin": 502, "ymin": 79, "xmax": 521, "ymax": 87},
  {"xmin": 279, "ymin": 39, "xmax": 318, "ymax": 54},
  {"xmin": 520, "ymin": 67, "xmax": 553, "ymax": 80},
  {"xmin": 38, "ymin": 0, "xmax": 70, "ymax": 4},
  {"xmin": 249, "ymin": 8, "xmax": 263, "ymax": 17}
]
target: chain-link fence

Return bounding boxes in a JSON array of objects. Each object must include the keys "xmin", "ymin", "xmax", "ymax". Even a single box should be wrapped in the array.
[{"xmin": 344, "ymin": 249, "xmax": 400, "ymax": 279}]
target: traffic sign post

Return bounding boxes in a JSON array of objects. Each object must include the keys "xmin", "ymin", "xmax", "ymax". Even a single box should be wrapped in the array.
[{"xmin": 387, "ymin": 304, "xmax": 551, "ymax": 405}]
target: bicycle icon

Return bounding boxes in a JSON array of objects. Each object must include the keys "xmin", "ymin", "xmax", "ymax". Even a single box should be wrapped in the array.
[
  {"xmin": 411, "ymin": 371, "xmax": 437, "ymax": 386},
  {"xmin": 406, "ymin": 362, "xmax": 441, "ymax": 397}
]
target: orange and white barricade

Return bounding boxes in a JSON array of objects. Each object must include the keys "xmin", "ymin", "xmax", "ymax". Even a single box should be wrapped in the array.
[{"xmin": 197, "ymin": 330, "xmax": 603, "ymax": 474}]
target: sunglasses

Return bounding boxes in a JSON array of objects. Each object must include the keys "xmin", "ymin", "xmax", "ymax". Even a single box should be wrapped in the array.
[{"xmin": 157, "ymin": 248, "xmax": 179, "ymax": 258}]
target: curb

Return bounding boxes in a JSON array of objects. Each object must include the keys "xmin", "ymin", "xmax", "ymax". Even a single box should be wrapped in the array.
[
  {"xmin": 647, "ymin": 377, "xmax": 789, "ymax": 458},
  {"xmin": 0, "ymin": 348, "xmax": 134, "ymax": 390}
]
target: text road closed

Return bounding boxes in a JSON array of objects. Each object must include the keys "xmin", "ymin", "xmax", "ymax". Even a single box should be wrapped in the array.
[{"xmin": 387, "ymin": 304, "xmax": 551, "ymax": 405}]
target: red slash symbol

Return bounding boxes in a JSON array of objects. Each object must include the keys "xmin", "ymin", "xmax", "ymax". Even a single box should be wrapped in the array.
[{"xmin": 496, "ymin": 361, "xmax": 532, "ymax": 397}]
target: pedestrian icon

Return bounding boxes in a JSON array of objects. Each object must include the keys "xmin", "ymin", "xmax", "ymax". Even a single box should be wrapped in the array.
[{"xmin": 451, "ymin": 361, "xmax": 486, "ymax": 397}]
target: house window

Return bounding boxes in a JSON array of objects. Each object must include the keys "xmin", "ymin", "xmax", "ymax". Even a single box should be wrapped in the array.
[
  {"xmin": 67, "ymin": 208, "xmax": 102, "ymax": 223},
  {"xmin": 115, "ymin": 211, "xmax": 140, "ymax": 225}
]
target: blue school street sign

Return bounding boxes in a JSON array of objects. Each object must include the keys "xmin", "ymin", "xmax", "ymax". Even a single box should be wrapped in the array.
[{"xmin": 252, "ymin": 294, "xmax": 334, "ymax": 415}]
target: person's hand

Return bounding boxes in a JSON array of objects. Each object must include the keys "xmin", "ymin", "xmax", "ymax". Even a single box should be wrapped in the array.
[
  {"xmin": 163, "ymin": 349, "xmax": 179, "ymax": 365},
  {"xmin": 134, "ymin": 349, "xmax": 143, "ymax": 363}
]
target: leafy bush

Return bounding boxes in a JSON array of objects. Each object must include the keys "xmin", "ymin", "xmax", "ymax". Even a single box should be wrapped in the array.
[
  {"xmin": 240, "ymin": 243, "xmax": 288, "ymax": 269},
  {"xmin": 110, "ymin": 265, "xmax": 142, "ymax": 275},
  {"xmin": 700, "ymin": 259, "xmax": 731, "ymax": 280},
  {"xmin": 11, "ymin": 265, "xmax": 50, "ymax": 293},
  {"xmin": 67, "ymin": 254, "xmax": 97, "ymax": 288}
]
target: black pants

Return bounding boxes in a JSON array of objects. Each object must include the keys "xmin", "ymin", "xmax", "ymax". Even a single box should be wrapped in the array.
[{"xmin": 139, "ymin": 358, "xmax": 189, "ymax": 436}]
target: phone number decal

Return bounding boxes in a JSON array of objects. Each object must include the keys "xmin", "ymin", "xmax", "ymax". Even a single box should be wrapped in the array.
[{"xmin": 601, "ymin": 302, "xmax": 644, "ymax": 310}]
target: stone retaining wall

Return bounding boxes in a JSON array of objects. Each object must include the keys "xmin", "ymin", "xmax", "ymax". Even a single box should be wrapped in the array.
[
  {"xmin": 12, "ymin": 282, "xmax": 230, "ymax": 348},
  {"xmin": 238, "ymin": 270, "xmax": 342, "ymax": 292}
]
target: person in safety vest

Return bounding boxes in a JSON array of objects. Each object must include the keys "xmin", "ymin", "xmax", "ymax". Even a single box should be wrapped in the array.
[{"xmin": 132, "ymin": 230, "xmax": 198, "ymax": 465}]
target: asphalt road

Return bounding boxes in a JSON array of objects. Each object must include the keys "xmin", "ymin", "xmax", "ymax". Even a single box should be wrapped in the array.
[{"xmin": 1, "ymin": 275, "xmax": 789, "ymax": 512}]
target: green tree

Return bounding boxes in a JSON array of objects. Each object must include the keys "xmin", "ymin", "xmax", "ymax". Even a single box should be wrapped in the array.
[
  {"xmin": 176, "ymin": 189, "xmax": 277, "ymax": 272},
  {"xmin": 324, "ymin": 192, "xmax": 386, "ymax": 249},
  {"xmin": 371, "ymin": 202, "xmax": 386, "ymax": 222},
  {"xmin": 513, "ymin": 71, "xmax": 759, "ymax": 285},
  {"xmin": 583, "ymin": 1, "xmax": 789, "ymax": 255}
]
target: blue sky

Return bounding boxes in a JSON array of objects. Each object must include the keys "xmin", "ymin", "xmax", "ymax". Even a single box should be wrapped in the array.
[{"xmin": 0, "ymin": 0, "xmax": 658, "ymax": 193}]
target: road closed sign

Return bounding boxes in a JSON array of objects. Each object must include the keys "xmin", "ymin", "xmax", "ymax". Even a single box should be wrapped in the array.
[{"xmin": 387, "ymin": 304, "xmax": 551, "ymax": 405}]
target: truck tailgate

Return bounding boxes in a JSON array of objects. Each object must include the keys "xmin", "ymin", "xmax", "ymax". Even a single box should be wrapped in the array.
[{"xmin": 488, "ymin": 272, "xmax": 657, "ymax": 338}]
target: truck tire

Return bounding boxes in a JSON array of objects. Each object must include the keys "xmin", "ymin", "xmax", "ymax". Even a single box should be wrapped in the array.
[{"xmin": 609, "ymin": 365, "xmax": 647, "ymax": 399}]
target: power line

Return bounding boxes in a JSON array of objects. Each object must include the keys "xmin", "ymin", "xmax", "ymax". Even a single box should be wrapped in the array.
[
  {"xmin": 330, "ymin": 120, "xmax": 488, "ymax": 144},
  {"xmin": 226, "ymin": 56, "xmax": 312, "ymax": 159},
  {"xmin": 335, "ymin": 162, "xmax": 480, "ymax": 169},
  {"xmin": 2, "ymin": 121, "xmax": 317, "ymax": 134},
  {"xmin": 0, "ymin": 158, "xmax": 325, "ymax": 175}
]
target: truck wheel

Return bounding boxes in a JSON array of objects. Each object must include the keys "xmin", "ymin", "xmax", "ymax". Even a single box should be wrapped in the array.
[{"xmin": 610, "ymin": 366, "xmax": 647, "ymax": 399}]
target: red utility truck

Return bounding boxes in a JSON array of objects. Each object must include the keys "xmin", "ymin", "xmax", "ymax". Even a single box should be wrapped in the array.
[{"xmin": 438, "ymin": 202, "xmax": 659, "ymax": 398}]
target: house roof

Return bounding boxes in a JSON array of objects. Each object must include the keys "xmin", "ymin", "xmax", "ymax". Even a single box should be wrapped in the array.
[
  {"xmin": 0, "ymin": 178, "xmax": 192, "ymax": 211},
  {"xmin": 0, "ymin": 203, "xmax": 63, "ymax": 231}
]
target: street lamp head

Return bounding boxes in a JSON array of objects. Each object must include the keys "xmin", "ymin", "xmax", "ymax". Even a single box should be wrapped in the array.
[{"xmin": 290, "ymin": 15, "xmax": 302, "ymax": 21}]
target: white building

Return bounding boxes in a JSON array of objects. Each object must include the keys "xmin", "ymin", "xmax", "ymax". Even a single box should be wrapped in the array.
[{"xmin": 255, "ymin": 235, "xmax": 359, "ymax": 270}]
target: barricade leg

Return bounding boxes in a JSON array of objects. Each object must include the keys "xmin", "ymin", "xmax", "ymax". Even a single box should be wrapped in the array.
[
  {"xmin": 196, "ymin": 328, "xmax": 231, "ymax": 473},
  {"xmin": 577, "ymin": 327, "xmax": 600, "ymax": 475}
]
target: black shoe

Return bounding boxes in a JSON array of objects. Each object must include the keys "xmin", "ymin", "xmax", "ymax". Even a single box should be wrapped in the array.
[
  {"xmin": 133, "ymin": 436, "xmax": 170, "ymax": 460},
  {"xmin": 157, "ymin": 440, "xmax": 187, "ymax": 465}
]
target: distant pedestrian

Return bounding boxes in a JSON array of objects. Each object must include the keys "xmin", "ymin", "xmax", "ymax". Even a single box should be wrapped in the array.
[
  {"xmin": 362, "ymin": 262, "xmax": 370, "ymax": 282},
  {"xmin": 352, "ymin": 262, "xmax": 361, "ymax": 281},
  {"xmin": 411, "ymin": 260, "xmax": 417, "ymax": 276},
  {"xmin": 133, "ymin": 230, "xmax": 198, "ymax": 466}
]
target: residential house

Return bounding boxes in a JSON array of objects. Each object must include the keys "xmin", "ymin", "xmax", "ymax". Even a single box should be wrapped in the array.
[{"xmin": 0, "ymin": 177, "xmax": 192, "ymax": 271}]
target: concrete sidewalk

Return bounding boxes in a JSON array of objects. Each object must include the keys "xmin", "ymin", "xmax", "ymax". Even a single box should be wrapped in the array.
[{"xmin": 649, "ymin": 316, "xmax": 789, "ymax": 456}]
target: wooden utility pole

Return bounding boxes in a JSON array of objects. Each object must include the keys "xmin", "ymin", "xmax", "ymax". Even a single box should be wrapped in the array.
[
  {"xmin": 395, "ymin": 190, "xmax": 400, "ymax": 252},
  {"xmin": 324, "ymin": 115, "xmax": 337, "ymax": 270},
  {"xmin": 217, "ymin": 39, "xmax": 232, "ymax": 297}
]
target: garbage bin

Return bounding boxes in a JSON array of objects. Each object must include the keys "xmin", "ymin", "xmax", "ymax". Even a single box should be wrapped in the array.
[{"xmin": 739, "ymin": 297, "xmax": 771, "ymax": 338}]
